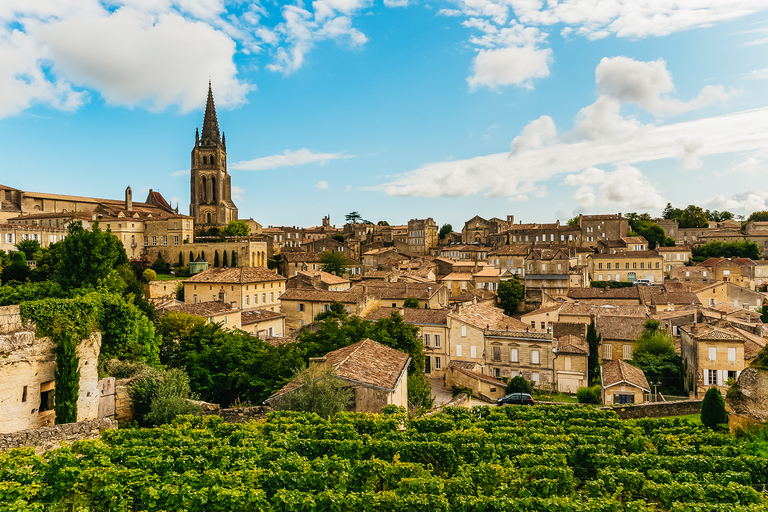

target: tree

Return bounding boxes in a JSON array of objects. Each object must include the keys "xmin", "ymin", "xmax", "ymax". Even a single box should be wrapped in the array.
[
  {"xmin": 54, "ymin": 337, "xmax": 80, "ymax": 424},
  {"xmin": 1, "ymin": 251, "xmax": 30, "ymax": 284},
  {"xmin": 151, "ymin": 253, "xmax": 170, "ymax": 274},
  {"xmin": 332, "ymin": 234, "xmax": 345, "ymax": 243},
  {"xmin": 320, "ymin": 251, "xmax": 348, "ymax": 276},
  {"xmin": 576, "ymin": 386, "xmax": 601, "ymax": 404},
  {"xmin": 706, "ymin": 210, "xmax": 733, "ymax": 222},
  {"xmin": 231, "ymin": 250, "xmax": 237, "ymax": 267},
  {"xmin": 497, "ymin": 278, "xmax": 524, "ymax": 315},
  {"xmin": 505, "ymin": 376, "xmax": 533, "ymax": 395},
  {"xmin": 143, "ymin": 269, "xmax": 157, "ymax": 282},
  {"xmin": 314, "ymin": 301, "xmax": 348, "ymax": 322},
  {"xmin": 155, "ymin": 311, "xmax": 207, "ymax": 362},
  {"xmin": 662, "ymin": 203, "xmax": 683, "ymax": 221},
  {"xmin": 272, "ymin": 363, "xmax": 354, "ymax": 418},
  {"xmin": 701, "ymin": 387, "xmax": 727, "ymax": 429},
  {"xmin": 222, "ymin": 250, "xmax": 229, "ymax": 267},
  {"xmin": 678, "ymin": 205, "xmax": 709, "ymax": 229},
  {"xmin": 178, "ymin": 251, "xmax": 184, "ymax": 267},
  {"xmin": 626, "ymin": 212, "xmax": 674, "ymax": 249},
  {"xmin": 214, "ymin": 250, "xmax": 220, "ymax": 267},
  {"xmin": 587, "ymin": 320, "xmax": 601, "ymax": 383},
  {"xmin": 759, "ymin": 300, "xmax": 768, "ymax": 324},
  {"xmin": 15, "ymin": 239, "xmax": 40, "ymax": 260},
  {"xmin": 377, "ymin": 221, "xmax": 390, "ymax": 226},
  {"xmin": 345, "ymin": 211, "xmax": 362, "ymax": 224},
  {"xmin": 403, "ymin": 298, "xmax": 420, "ymax": 308},
  {"xmin": 438, "ymin": 224, "xmax": 453, "ymax": 240},
  {"xmin": 747, "ymin": 211, "xmax": 768, "ymax": 223},
  {"xmin": 55, "ymin": 221, "xmax": 128, "ymax": 290},
  {"xmin": 632, "ymin": 320, "xmax": 683, "ymax": 395},
  {"xmin": 567, "ymin": 216, "xmax": 579, "ymax": 226},
  {"xmin": 221, "ymin": 220, "xmax": 250, "ymax": 237},
  {"xmin": 692, "ymin": 240, "xmax": 760, "ymax": 261}
]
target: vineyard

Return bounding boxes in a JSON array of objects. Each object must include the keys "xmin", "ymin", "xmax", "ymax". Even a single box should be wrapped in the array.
[{"xmin": 1, "ymin": 405, "xmax": 767, "ymax": 511}]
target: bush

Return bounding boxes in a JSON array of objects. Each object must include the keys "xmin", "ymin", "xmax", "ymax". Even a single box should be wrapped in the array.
[
  {"xmin": 505, "ymin": 376, "xmax": 533, "ymax": 395},
  {"xmin": 701, "ymin": 387, "xmax": 728, "ymax": 429},
  {"xmin": 127, "ymin": 368, "xmax": 201, "ymax": 427},
  {"xmin": 272, "ymin": 364, "xmax": 354, "ymax": 418},
  {"xmin": 151, "ymin": 253, "xmax": 171, "ymax": 274},
  {"xmin": 576, "ymin": 385, "xmax": 602, "ymax": 404},
  {"xmin": 142, "ymin": 269, "xmax": 157, "ymax": 282}
]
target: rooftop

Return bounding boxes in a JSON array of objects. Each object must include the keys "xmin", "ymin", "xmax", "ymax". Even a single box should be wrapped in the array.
[
  {"xmin": 241, "ymin": 308, "xmax": 285, "ymax": 326},
  {"xmin": 601, "ymin": 359, "xmax": 650, "ymax": 391},
  {"xmin": 184, "ymin": 267, "xmax": 285, "ymax": 284},
  {"xmin": 449, "ymin": 302, "xmax": 528, "ymax": 331}
]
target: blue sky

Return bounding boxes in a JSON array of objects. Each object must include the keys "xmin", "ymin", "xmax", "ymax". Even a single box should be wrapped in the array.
[{"xmin": 3, "ymin": 1, "xmax": 768, "ymax": 229}]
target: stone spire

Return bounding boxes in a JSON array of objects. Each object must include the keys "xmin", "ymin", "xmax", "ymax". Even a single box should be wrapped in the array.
[{"xmin": 200, "ymin": 80, "xmax": 220, "ymax": 145}]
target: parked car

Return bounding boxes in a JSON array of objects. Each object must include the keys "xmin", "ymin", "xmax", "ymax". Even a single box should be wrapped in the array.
[{"xmin": 497, "ymin": 393, "xmax": 535, "ymax": 406}]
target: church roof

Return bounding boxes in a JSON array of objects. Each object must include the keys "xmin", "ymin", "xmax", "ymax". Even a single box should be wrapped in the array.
[{"xmin": 200, "ymin": 81, "xmax": 221, "ymax": 146}]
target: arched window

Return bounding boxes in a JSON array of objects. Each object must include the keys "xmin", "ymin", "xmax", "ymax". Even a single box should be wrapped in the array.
[
  {"xmin": 211, "ymin": 155, "xmax": 215, "ymax": 166},
  {"xmin": 207, "ymin": 213, "xmax": 212, "ymax": 224},
  {"xmin": 211, "ymin": 177, "xmax": 217, "ymax": 202},
  {"xmin": 201, "ymin": 177, "xmax": 207, "ymax": 203},
  {"xmin": 202, "ymin": 156, "xmax": 207, "ymax": 165}
]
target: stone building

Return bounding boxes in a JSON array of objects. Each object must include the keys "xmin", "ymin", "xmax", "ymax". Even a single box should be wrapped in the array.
[
  {"xmin": 461, "ymin": 215, "xmax": 514, "ymax": 245},
  {"xmin": 601, "ymin": 359, "xmax": 650, "ymax": 405},
  {"xmin": 553, "ymin": 334, "xmax": 589, "ymax": 393},
  {"xmin": 183, "ymin": 267, "xmax": 286, "ymax": 311},
  {"xmin": 189, "ymin": 82, "xmax": 238, "ymax": 229},
  {"xmin": 407, "ymin": 218, "xmax": 438, "ymax": 254},
  {"xmin": 0, "ymin": 306, "xmax": 101, "ymax": 433},
  {"xmin": 588, "ymin": 250, "xmax": 664, "ymax": 284},
  {"xmin": 680, "ymin": 324, "xmax": 748, "ymax": 397}
]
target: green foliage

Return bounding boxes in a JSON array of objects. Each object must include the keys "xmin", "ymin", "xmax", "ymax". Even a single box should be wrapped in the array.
[
  {"xmin": 451, "ymin": 384, "xmax": 473, "ymax": 398},
  {"xmin": 178, "ymin": 251, "xmax": 184, "ymax": 267},
  {"xmin": 752, "ymin": 345, "xmax": 768, "ymax": 371},
  {"xmin": 1, "ymin": 250, "xmax": 30, "ymax": 284},
  {"xmin": 497, "ymin": 277, "xmax": 524, "ymax": 315},
  {"xmin": 54, "ymin": 337, "xmax": 80, "ymax": 424},
  {"xmin": 142, "ymin": 268, "xmax": 157, "ymax": 282},
  {"xmin": 0, "ymin": 407, "xmax": 766, "ymax": 510},
  {"xmin": 747, "ymin": 211, "xmax": 768, "ymax": 223},
  {"xmin": 29, "ymin": 243, "xmax": 61, "ymax": 282},
  {"xmin": 567, "ymin": 216, "xmax": 579, "ymax": 226},
  {"xmin": 332, "ymin": 234, "xmax": 345, "ymax": 242},
  {"xmin": 403, "ymin": 297, "xmax": 420, "ymax": 308},
  {"xmin": 272, "ymin": 363, "xmax": 354, "ymax": 418},
  {"xmin": 319, "ymin": 250, "xmax": 348, "ymax": 276},
  {"xmin": 506, "ymin": 376, "xmax": 534, "ymax": 395},
  {"xmin": 632, "ymin": 321, "xmax": 682, "ymax": 395},
  {"xmin": 438, "ymin": 224, "xmax": 452, "ymax": 239},
  {"xmin": 758, "ymin": 300, "xmax": 768, "ymax": 325},
  {"xmin": 589, "ymin": 280, "xmax": 634, "ymax": 288},
  {"xmin": 214, "ymin": 250, "xmax": 220, "ymax": 267},
  {"xmin": 155, "ymin": 311, "xmax": 206, "ymax": 362},
  {"xmin": 345, "ymin": 211, "xmax": 362, "ymax": 224},
  {"xmin": 587, "ymin": 320, "xmax": 601, "ymax": 383},
  {"xmin": 220, "ymin": 220, "xmax": 250, "ymax": 237},
  {"xmin": 55, "ymin": 221, "xmax": 128, "ymax": 290},
  {"xmin": 0, "ymin": 280, "xmax": 68, "ymax": 306},
  {"xmin": 625, "ymin": 212, "xmax": 675, "ymax": 249},
  {"xmin": 14, "ymin": 239, "xmax": 40, "ymax": 260},
  {"xmin": 692, "ymin": 240, "xmax": 760, "ymax": 260},
  {"xmin": 314, "ymin": 300, "xmax": 348, "ymax": 322},
  {"xmin": 231, "ymin": 250, "xmax": 237, "ymax": 267},
  {"xmin": 706, "ymin": 210, "xmax": 734, "ymax": 222},
  {"xmin": 679, "ymin": 205, "xmax": 709, "ymax": 229},
  {"xmin": 222, "ymin": 250, "xmax": 228, "ymax": 267},
  {"xmin": 128, "ymin": 368, "xmax": 201, "ymax": 426},
  {"xmin": 662, "ymin": 203, "xmax": 684, "ymax": 221},
  {"xmin": 576, "ymin": 385, "xmax": 602, "ymax": 404},
  {"xmin": 151, "ymin": 253, "xmax": 170, "ymax": 274},
  {"xmin": 701, "ymin": 387, "xmax": 728, "ymax": 429}
]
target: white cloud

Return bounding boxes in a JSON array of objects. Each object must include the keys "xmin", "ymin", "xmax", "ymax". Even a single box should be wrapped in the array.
[
  {"xmin": 595, "ymin": 56, "xmax": 732, "ymax": 116},
  {"xmin": 172, "ymin": 169, "xmax": 191, "ymax": 176},
  {"xmin": 510, "ymin": 115, "xmax": 556, "ymax": 153},
  {"xmin": 437, "ymin": 9, "xmax": 463, "ymax": 17},
  {"xmin": 704, "ymin": 191, "xmax": 768, "ymax": 213},
  {"xmin": 316, "ymin": 180, "xmax": 329, "ymax": 189},
  {"xmin": 569, "ymin": 96, "xmax": 643, "ymax": 141},
  {"xmin": 722, "ymin": 150, "xmax": 768, "ymax": 175},
  {"xmin": 383, "ymin": 0, "xmax": 410, "ymax": 6},
  {"xmin": 564, "ymin": 165, "xmax": 666, "ymax": 210},
  {"xmin": 467, "ymin": 45, "xmax": 551, "ymax": 89},
  {"xmin": 230, "ymin": 148, "xmax": 354, "ymax": 171},
  {"xmin": 231, "ymin": 185, "xmax": 244, "ymax": 201},
  {"xmin": 743, "ymin": 68, "xmax": 768, "ymax": 80}
]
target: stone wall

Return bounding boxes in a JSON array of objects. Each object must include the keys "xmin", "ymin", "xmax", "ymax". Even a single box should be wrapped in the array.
[
  {"xmin": 204, "ymin": 406, "xmax": 272, "ymax": 423},
  {"xmin": 0, "ymin": 418, "xmax": 117, "ymax": 454},
  {"xmin": 608, "ymin": 399, "xmax": 702, "ymax": 419}
]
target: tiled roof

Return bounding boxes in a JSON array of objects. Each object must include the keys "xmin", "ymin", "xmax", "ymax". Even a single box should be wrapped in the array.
[
  {"xmin": 453, "ymin": 288, "xmax": 497, "ymax": 303},
  {"xmin": 442, "ymin": 272, "xmax": 474, "ymax": 281},
  {"xmin": 448, "ymin": 360, "xmax": 480, "ymax": 371},
  {"xmin": 160, "ymin": 301, "xmax": 234, "ymax": 317},
  {"xmin": 684, "ymin": 324, "xmax": 746, "ymax": 342},
  {"xmin": 269, "ymin": 339, "xmax": 411, "ymax": 399},
  {"xmin": 281, "ymin": 252, "xmax": 322, "ymax": 263},
  {"xmin": 362, "ymin": 281, "xmax": 441, "ymax": 300},
  {"xmin": 364, "ymin": 307, "xmax": 450, "ymax": 325},
  {"xmin": 488, "ymin": 244, "xmax": 531, "ymax": 256},
  {"xmin": 582, "ymin": 214, "xmax": 622, "ymax": 220},
  {"xmin": 279, "ymin": 286, "xmax": 364, "ymax": 303},
  {"xmin": 596, "ymin": 316, "xmax": 647, "ymax": 341},
  {"xmin": 568, "ymin": 287, "xmax": 641, "ymax": 301},
  {"xmin": 699, "ymin": 258, "xmax": 724, "ymax": 267},
  {"xmin": 601, "ymin": 359, "xmax": 650, "ymax": 391},
  {"xmin": 555, "ymin": 334, "xmax": 588, "ymax": 355},
  {"xmin": 649, "ymin": 291, "xmax": 701, "ymax": 306},
  {"xmin": 184, "ymin": 267, "xmax": 285, "ymax": 284},
  {"xmin": 297, "ymin": 270, "xmax": 350, "ymax": 285},
  {"xmin": 559, "ymin": 303, "xmax": 648, "ymax": 318},
  {"xmin": 520, "ymin": 304, "xmax": 563, "ymax": 318},
  {"xmin": 473, "ymin": 267, "xmax": 501, "ymax": 277},
  {"xmin": 449, "ymin": 303, "xmax": 528, "ymax": 331},
  {"xmin": 452, "ymin": 366, "xmax": 506, "ymax": 387},
  {"xmin": 241, "ymin": 308, "xmax": 285, "ymax": 326},
  {"xmin": 657, "ymin": 246, "xmax": 692, "ymax": 252},
  {"xmin": 621, "ymin": 236, "xmax": 648, "ymax": 245},
  {"xmin": 591, "ymin": 250, "xmax": 660, "ymax": 259},
  {"xmin": 731, "ymin": 327, "xmax": 767, "ymax": 359}
]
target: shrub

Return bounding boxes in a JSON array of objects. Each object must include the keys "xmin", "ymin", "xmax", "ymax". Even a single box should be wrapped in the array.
[
  {"xmin": 576, "ymin": 385, "xmax": 602, "ymax": 404},
  {"xmin": 128, "ymin": 368, "xmax": 201, "ymax": 427},
  {"xmin": 701, "ymin": 387, "xmax": 727, "ymax": 429},
  {"xmin": 272, "ymin": 363, "xmax": 354, "ymax": 418},
  {"xmin": 505, "ymin": 376, "xmax": 533, "ymax": 395},
  {"xmin": 142, "ymin": 269, "xmax": 157, "ymax": 282}
]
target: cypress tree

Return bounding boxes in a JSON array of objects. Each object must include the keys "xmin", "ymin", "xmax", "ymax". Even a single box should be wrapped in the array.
[
  {"xmin": 54, "ymin": 336, "xmax": 80, "ymax": 424},
  {"xmin": 214, "ymin": 251, "xmax": 220, "ymax": 267},
  {"xmin": 587, "ymin": 320, "xmax": 602, "ymax": 383},
  {"xmin": 231, "ymin": 250, "xmax": 237, "ymax": 267},
  {"xmin": 201, "ymin": 251, "xmax": 206, "ymax": 261},
  {"xmin": 189, "ymin": 251, "xmax": 194, "ymax": 263},
  {"xmin": 178, "ymin": 251, "xmax": 184, "ymax": 266},
  {"xmin": 701, "ymin": 387, "xmax": 727, "ymax": 429},
  {"xmin": 222, "ymin": 251, "xmax": 228, "ymax": 267}
]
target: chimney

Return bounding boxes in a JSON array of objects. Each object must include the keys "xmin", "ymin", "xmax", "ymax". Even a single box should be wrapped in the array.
[{"xmin": 125, "ymin": 186, "xmax": 133, "ymax": 211}]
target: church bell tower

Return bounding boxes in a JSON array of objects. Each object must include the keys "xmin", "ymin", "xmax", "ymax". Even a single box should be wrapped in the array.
[{"xmin": 190, "ymin": 82, "xmax": 238, "ymax": 229}]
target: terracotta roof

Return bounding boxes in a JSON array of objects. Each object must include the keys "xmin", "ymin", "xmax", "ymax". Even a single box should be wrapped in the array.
[
  {"xmin": 488, "ymin": 245, "xmax": 531, "ymax": 256},
  {"xmin": 601, "ymin": 359, "xmax": 650, "ymax": 391},
  {"xmin": 555, "ymin": 334, "xmax": 588, "ymax": 355},
  {"xmin": 452, "ymin": 366, "xmax": 507, "ymax": 387},
  {"xmin": 683, "ymin": 324, "xmax": 746, "ymax": 342},
  {"xmin": 449, "ymin": 303, "xmax": 528, "ymax": 331},
  {"xmin": 520, "ymin": 304, "xmax": 563, "ymax": 318},
  {"xmin": 568, "ymin": 287, "xmax": 641, "ymax": 301},
  {"xmin": 559, "ymin": 303, "xmax": 648, "ymax": 318},
  {"xmin": 582, "ymin": 214, "xmax": 622, "ymax": 220},
  {"xmin": 657, "ymin": 246, "xmax": 692, "ymax": 252},
  {"xmin": 453, "ymin": 288, "xmax": 497, "ymax": 302},
  {"xmin": 161, "ymin": 301, "xmax": 234, "ymax": 317},
  {"xmin": 362, "ymin": 281, "xmax": 441, "ymax": 300},
  {"xmin": 297, "ymin": 270, "xmax": 350, "ymax": 286},
  {"xmin": 590, "ymin": 250, "xmax": 660, "ymax": 259},
  {"xmin": 649, "ymin": 291, "xmax": 701, "ymax": 306},
  {"xmin": 442, "ymin": 272, "xmax": 474, "ymax": 281},
  {"xmin": 268, "ymin": 339, "xmax": 411, "ymax": 400},
  {"xmin": 184, "ymin": 267, "xmax": 285, "ymax": 284},
  {"xmin": 448, "ymin": 360, "xmax": 480, "ymax": 371},
  {"xmin": 621, "ymin": 236, "xmax": 648, "ymax": 245},
  {"xmin": 596, "ymin": 316, "xmax": 647, "ymax": 341},
  {"xmin": 731, "ymin": 327, "xmax": 767, "ymax": 359},
  {"xmin": 281, "ymin": 252, "xmax": 322, "ymax": 263},
  {"xmin": 241, "ymin": 308, "xmax": 285, "ymax": 326},
  {"xmin": 364, "ymin": 307, "xmax": 450, "ymax": 325},
  {"xmin": 699, "ymin": 258, "xmax": 724, "ymax": 267},
  {"xmin": 278, "ymin": 287, "xmax": 364, "ymax": 304},
  {"xmin": 473, "ymin": 267, "xmax": 501, "ymax": 277}
]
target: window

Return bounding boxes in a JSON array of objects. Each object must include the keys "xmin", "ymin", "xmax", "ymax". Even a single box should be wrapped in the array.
[
  {"xmin": 603, "ymin": 344, "xmax": 613, "ymax": 359},
  {"xmin": 709, "ymin": 347, "xmax": 717, "ymax": 361},
  {"xmin": 174, "ymin": 236, "xmax": 179, "ymax": 246},
  {"xmin": 456, "ymin": 345, "xmax": 462, "ymax": 357},
  {"xmin": 494, "ymin": 368, "xmax": 501, "ymax": 378},
  {"xmin": 728, "ymin": 347, "xmax": 736, "ymax": 362},
  {"xmin": 564, "ymin": 356, "xmax": 571, "ymax": 371},
  {"xmin": 532, "ymin": 372, "xmax": 540, "ymax": 384},
  {"xmin": 625, "ymin": 263, "xmax": 629, "ymax": 269},
  {"xmin": 623, "ymin": 345, "xmax": 633, "ymax": 360},
  {"xmin": 163, "ymin": 236, "xmax": 167, "ymax": 246},
  {"xmin": 434, "ymin": 357, "xmax": 441, "ymax": 370},
  {"xmin": 301, "ymin": 319, "xmax": 306, "ymax": 327},
  {"xmin": 531, "ymin": 321, "xmax": 535, "ymax": 329},
  {"xmin": 262, "ymin": 293, "xmax": 266, "ymax": 303},
  {"xmin": 39, "ymin": 381, "xmax": 54, "ymax": 413},
  {"xmin": 298, "ymin": 303, "xmax": 305, "ymax": 312},
  {"xmin": 531, "ymin": 350, "xmax": 540, "ymax": 364},
  {"xmin": 706, "ymin": 369, "xmax": 717, "ymax": 385},
  {"xmin": 606, "ymin": 263, "xmax": 611, "ymax": 270},
  {"xmin": 174, "ymin": 222, "xmax": 178, "ymax": 229},
  {"xmin": 152, "ymin": 236, "xmax": 157, "ymax": 246},
  {"xmin": 245, "ymin": 296, "xmax": 250, "ymax": 306},
  {"xmin": 434, "ymin": 335, "xmax": 441, "ymax": 348},
  {"xmin": 194, "ymin": 294, "xmax": 198, "ymax": 303},
  {"xmin": 599, "ymin": 263, "xmax": 603, "ymax": 269},
  {"xmin": 510, "ymin": 348, "xmax": 518, "ymax": 362},
  {"xmin": 143, "ymin": 236, "xmax": 148, "ymax": 246},
  {"xmin": 424, "ymin": 334, "xmax": 431, "ymax": 346},
  {"xmin": 470, "ymin": 346, "xmax": 477, "ymax": 358},
  {"xmin": 492, "ymin": 346, "xmax": 501, "ymax": 361},
  {"xmin": 461, "ymin": 325, "xmax": 467, "ymax": 337}
]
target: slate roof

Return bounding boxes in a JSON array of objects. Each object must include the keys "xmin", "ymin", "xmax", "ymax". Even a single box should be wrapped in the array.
[
  {"xmin": 601, "ymin": 359, "xmax": 650, "ymax": 392},
  {"xmin": 449, "ymin": 303, "xmax": 528, "ymax": 331},
  {"xmin": 268, "ymin": 339, "xmax": 411, "ymax": 400},
  {"xmin": 184, "ymin": 267, "xmax": 285, "ymax": 284},
  {"xmin": 241, "ymin": 308, "xmax": 285, "ymax": 326}
]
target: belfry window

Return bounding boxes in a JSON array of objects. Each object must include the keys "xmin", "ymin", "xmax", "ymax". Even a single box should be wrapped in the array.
[
  {"xmin": 207, "ymin": 213, "xmax": 212, "ymax": 224},
  {"xmin": 211, "ymin": 155, "xmax": 215, "ymax": 165},
  {"xmin": 203, "ymin": 156, "xmax": 207, "ymax": 164}
]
